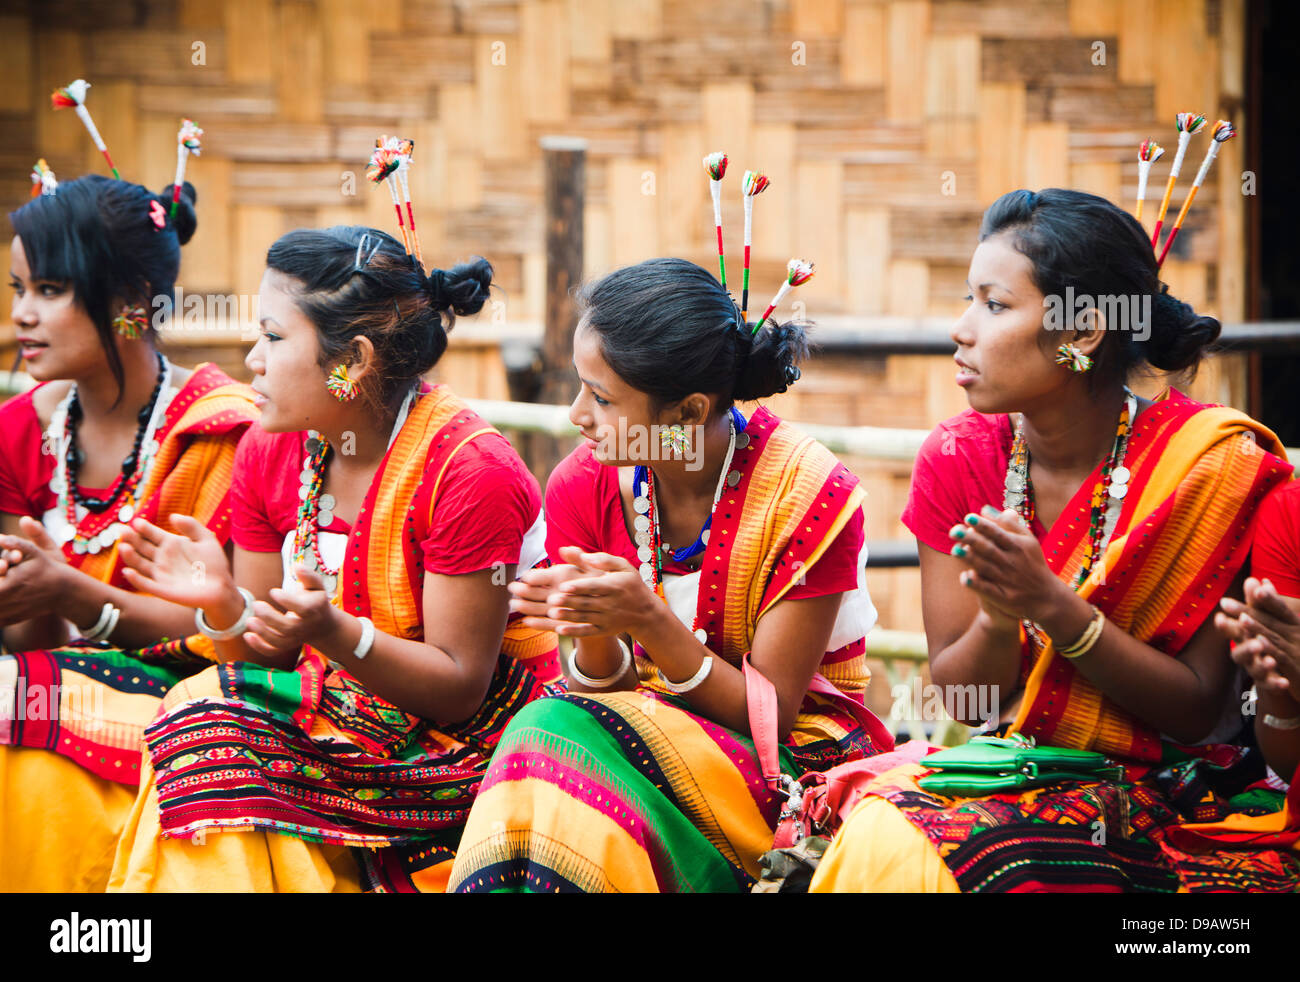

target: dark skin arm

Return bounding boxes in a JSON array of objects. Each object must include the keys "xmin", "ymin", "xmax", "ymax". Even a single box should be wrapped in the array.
[
  {"xmin": 511, "ymin": 546, "xmax": 843, "ymax": 739},
  {"xmin": 0, "ymin": 513, "xmax": 203, "ymax": 651},
  {"xmin": 1217, "ymin": 578, "xmax": 1300, "ymax": 780},
  {"xmin": 934, "ymin": 505, "xmax": 1240, "ymax": 744},
  {"xmin": 120, "ymin": 515, "xmax": 511, "ymax": 721}
]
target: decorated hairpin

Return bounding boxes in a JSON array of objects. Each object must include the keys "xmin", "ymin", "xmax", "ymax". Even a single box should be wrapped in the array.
[
  {"xmin": 741, "ymin": 170, "xmax": 770, "ymax": 322},
  {"xmin": 50, "ymin": 79, "xmax": 120, "ymax": 179},
  {"xmin": 1134, "ymin": 140, "xmax": 1164, "ymax": 223},
  {"xmin": 170, "ymin": 119, "xmax": 203, "ymax": 219},
  {"xmin": 384, "ymin": 134, "xmax": 422, "ymax": 268},
  {"xmin": 751, "ymin": 259, "xmax": 814, "ymax": 336},
  {"xmin": 1156, "ymin": 120, "xmax": 1235, "ymax": 269},
  {"xmin": 367, "ymin": 144, "xmax": 409, "ymax": 254},
  {"xmin": 1150, "ymin": 112, "xmax": 1207, "ymax": 248},
  {"xmin": 30, "ymin": 159, "xmax": 58, "ymax": 197},
  {"xmin": 703, "ymin": 151, "xmax": 729, "ymax": 287}
]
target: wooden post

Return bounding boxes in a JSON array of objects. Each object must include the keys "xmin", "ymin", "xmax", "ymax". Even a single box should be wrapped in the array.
[{"xmin": 532, "ymin": 136, "xmax": 587, "ymax": 480}]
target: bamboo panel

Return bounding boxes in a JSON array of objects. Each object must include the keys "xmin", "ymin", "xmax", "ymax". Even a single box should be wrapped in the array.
[
  {"xmin": 2, "ymin": 0, "xmax": 1247, "ymax": 427},
  {"xmin": 887, "ymin": 1, "xmax": 930, "ymax": 124},
  {"xmin": 224, "ymin": 0, "xmax": 276, "ymax": 84},
  {"xmin": 846, "ymin": 207, "xmax": 890, "ymax": 317},
  {"xmin": 842, "ymin": 1, "xmax": 887, "ymax": 87},
  {"xmin": 931, "ymin": 0, "xmax": 1070, "ymax": 37},
  {"xmin": 978, "ymin": 83, "xmax": 1025, "ymax": 204},
  {"xmin": 0, "ymin": 16, "xmax": 34, "ymax": 113}
]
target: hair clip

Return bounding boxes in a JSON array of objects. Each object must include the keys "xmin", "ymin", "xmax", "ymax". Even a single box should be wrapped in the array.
[
  {"xmin": 353, "ymin": 233, "xmax": 382, "ymax": 271},
  {"xmin": 149, "ymin": 199, "xmax": 166, "ymax": 230}
]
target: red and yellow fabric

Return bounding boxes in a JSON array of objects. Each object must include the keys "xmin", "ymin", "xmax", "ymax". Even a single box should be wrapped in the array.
[
  {"xmin": 811, "ymin": 394, "xmax": 1300, "ymax": 893},
  {"xmin": 448, "ymin": 408, "xmax": 890, "ymax": 893},
  {"xmin": 0, "ymin": 364, "xmax": 257, "ymax": 891},
  {"xmin": 109, "ymin": 386, "xmax": 555, "ymax": 893}
]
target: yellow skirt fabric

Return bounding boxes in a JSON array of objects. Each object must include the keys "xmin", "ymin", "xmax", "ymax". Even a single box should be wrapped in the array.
[
  {"xmin": 809, "ymin": 786, "xmax": 960, "ymax": 893},
  {"xmin": 0, "ymin": 745, "xmax": 137, "ymax": 892},
  {"xmin": 108, "ymin": 756, "xmax": 361, "ymax": 893}
]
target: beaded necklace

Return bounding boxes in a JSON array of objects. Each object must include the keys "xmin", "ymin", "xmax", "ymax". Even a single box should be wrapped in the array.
[
  {"xmin": 48, "ymin": 353, "xmax": 175, "ymax": 555},
  {"xmin": 631, "ymin": 408, "xmax": 751, "ymax": 645},
  {"xmin": 291, "ymin": 388, "xmax": 418, "ymax": 597},
  {"xmin": 1003, "ymin": 386, "xmax": 1136, "ymax": 590}
]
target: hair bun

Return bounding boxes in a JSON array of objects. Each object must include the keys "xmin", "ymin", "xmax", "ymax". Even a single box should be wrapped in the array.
[
  {"xmin": 732, "ymin": 319, "xmax": 809, "ymax": 401},
  {"xmin": 429, "ymin": 257, "xmax": 493, "ymax": 322},
  {"xmin": 1143, "ymin": 285, "xmax": 1221, "ymax": 372},
  {"xmin": 154, "ymin": 180, "xmax": 199, "ymax": 245}
]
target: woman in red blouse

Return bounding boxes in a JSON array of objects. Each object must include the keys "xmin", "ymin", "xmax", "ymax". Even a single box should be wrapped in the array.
[
  {"xmin": 0, "ymin": 175, "xmax": 257, "ymax": 891},
  {"xmin": 1217, "ymin": 480, "xmax": 1300, "ymax": 783},
  {"xmin": 108, "ymin": 227, "xmax": 551, "ymax": 892},
  {"xmin": 448, "ymin": 258, "xmax": 890, "ymax": 893}
]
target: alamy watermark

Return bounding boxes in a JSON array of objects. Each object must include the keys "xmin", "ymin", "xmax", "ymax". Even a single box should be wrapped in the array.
[
  {"xmin": 1043, "ymin": 288, "xmax": 1150, "ymax": 342},
  {"xmin": 589, "ymin": 420, "xmax": 707, "ymax": 471}
]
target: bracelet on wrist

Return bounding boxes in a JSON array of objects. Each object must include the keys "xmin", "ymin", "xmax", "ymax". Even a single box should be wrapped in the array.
[
  {"xmin": 658, "ymin": 655, "xmax": 713, "ymax": 695},
  {"xmin": 353, "ymin": 616, "xmax": 376, "ymax": 660},
  {"xmin": 195, "ymin": 588, "xmax": 255, "ymax": 641},
  {"xmin": 1263, "ymin": 712, "xmax": 1300, "ymax": 731},
  {"xmin": 1057, "ymin": 605, "xmax": 1105, "ymax": 660},
  {"xmin": 568, "ymin": 638, "xmax": 631, "ymax": 689},
  {"xmin": 79, "ymin": 601, "xmax": 121, "ymax": 642}
]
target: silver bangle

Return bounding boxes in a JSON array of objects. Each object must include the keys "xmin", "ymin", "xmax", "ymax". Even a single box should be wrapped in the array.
[
  {"xmin": 353, "ymin": 616, "xmax": 376, "ymax": 660},
  {"xmin": 568, "ymin": 638, "xmax": 631, "ymax": 689},
  {"xmin": 79, "ymin": 601, "xmax": 120, "ymax": 642},
  {"xmin": 658, "ymin": 654, "xmax": 713, "ymax": 694},
  {"xmin": 195, "ymin": 588, "xmax": 255, "ymax": 641},
  {"xmin": 1263, "ymin": 713, "xmax": 1300, "ymax": 731}
]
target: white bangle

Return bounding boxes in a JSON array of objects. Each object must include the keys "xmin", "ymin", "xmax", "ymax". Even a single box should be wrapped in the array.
[
  {"xmin": 79, "ymin": 602, "xmax": 121, "ymax": 642},
  {"xmin": 1263, "ymin": 713, "xmax": 1300, "ymax": 731},
  {"xmin": 353, "ymin": 616, "xmax": 376, "ymax": 660},
  {"xmin": 567, "ymin": 638, "xmax": 631, "ymax": 689},
  {"xmin": 195, "ymin": 588, "xmax": 255, "ymax": 641},
  {"xmin": 658, "ymin": 654, "xmax": 713, "ymax": 694}
]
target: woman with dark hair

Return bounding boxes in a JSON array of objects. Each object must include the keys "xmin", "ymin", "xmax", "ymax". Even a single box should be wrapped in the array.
[
  {"xmin": 108, "ymin": 227, "xmax": 553, "ymax": 892},
  {"xmin": 447, "ymin": 257, "xmax": 891, "ymax": 893},
  {"xmin": 809, "ymin": 188, "xmax": 1300, "ymax": 893},
  {"xmin": 0, "ymin": 174, "xmax": 258, "ymax": 890}
]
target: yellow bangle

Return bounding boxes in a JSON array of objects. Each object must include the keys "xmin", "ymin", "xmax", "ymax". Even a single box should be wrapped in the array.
[{"xmin": 1058, "ymin": 606, "xmax": 1105, "ymax": 660}]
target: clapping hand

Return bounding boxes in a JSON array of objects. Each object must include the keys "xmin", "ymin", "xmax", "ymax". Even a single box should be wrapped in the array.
[
  {"xmin": 242, "ymin": 566, "xmax": 339, "ymax": 659},
  {"xmin": 1217, "ymin": 577, "xmax": 1300, "ymax": 696},
  {"xmin": 119, "ymin": 515, "xmax": 234, "ymax": 610},
  {"xmin": 949, "ymin": 505, "xmax": 1062, "ymax": 628},
  {"xmin": 508, "ymin": 545, "xmax": 661, "ymax": 638}
]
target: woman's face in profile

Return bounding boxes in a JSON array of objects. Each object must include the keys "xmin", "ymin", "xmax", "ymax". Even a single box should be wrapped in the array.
[{"xmin": 950, "ymin": 233, "xmax": 1062, "ymax": 416}]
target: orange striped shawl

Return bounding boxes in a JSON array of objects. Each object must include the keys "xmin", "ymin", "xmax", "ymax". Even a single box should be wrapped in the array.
[
  {"xmin": 638, "ymin": 408, "xmax": 868, "ymax": 707},
  {"xmin": 1011, "ymin": 396, "xmax": 1292, "ymax": 762},
  {"xmin": 300, "ymin": 386, "xmax": 553, "ymax": 745}
]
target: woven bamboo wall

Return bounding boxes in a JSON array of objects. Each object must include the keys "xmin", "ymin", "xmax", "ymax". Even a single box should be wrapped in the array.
[{"xmin": 0, "ymin": 0, "xmax": 1252, "ymax": 634}]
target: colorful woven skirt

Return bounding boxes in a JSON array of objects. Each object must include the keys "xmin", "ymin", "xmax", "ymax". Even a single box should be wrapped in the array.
[
  {"xmin": 0, "ymin": 640, "xmax": 210, "ymax": 891},
  {"xmin": 112, "ymin": 649, "xmax": 551, "ymax": 893},
  {"xmin": 448, "ymin": 686, "xmax": 885, "ymax": 893},
  {"xmin": 811, "ymin": 748, "xmax": 1300, "ymax": 893}
]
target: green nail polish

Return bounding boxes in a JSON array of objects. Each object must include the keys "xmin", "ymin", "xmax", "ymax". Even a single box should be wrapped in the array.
[
  {"xmin": 953, "ymin": 528, "xmax": 966, "ymax": 539},
  {"xmin": 965, "ymin": 514, "xmax": 980, "ymax": 526},
  {"xmin": 951, "ymin": 544, "xmax": 967, "ymax": 558}
]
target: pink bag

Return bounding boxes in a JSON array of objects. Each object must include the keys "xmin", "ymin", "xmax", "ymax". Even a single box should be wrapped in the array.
[{"xmin": 743, "ymin": 653, "xmax": 933, "ymax": 848}]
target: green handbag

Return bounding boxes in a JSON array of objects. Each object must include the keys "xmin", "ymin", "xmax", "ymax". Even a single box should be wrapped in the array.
[{"xmin": 917, "ymin": 733, "xmax": 1124, "ymax": 795}]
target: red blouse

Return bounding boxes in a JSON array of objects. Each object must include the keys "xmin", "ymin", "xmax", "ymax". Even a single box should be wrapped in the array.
[
  {"xmin": 231, "ymin": 422, "xmax": 541, "ymax": 576},
  {"xmin": 544, "ymin": 443, "xmax": 864, "ymax": 599},
  {"xmin": 901, "ymin": 409, "xmax": 1049, "ymax": 551},
  {"xmin": 0, "ymin": 386, "xmax": 114, "ymax": 517},
  {"xmin": 1252, "ymin": 479, "xmax": 1300, "ymax": 598}
]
